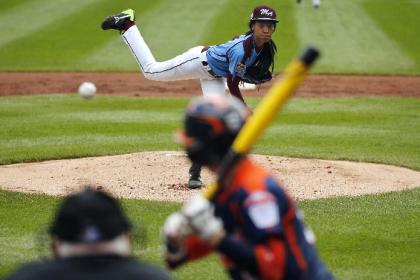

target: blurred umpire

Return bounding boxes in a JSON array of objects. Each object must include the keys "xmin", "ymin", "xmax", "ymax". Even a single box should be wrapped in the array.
[
  {"xmin": 6, "ymin": 188, "xmax": 173, "ymax": 280},
  {"xmin": 163, "ymin": 95, "xmax": 335, "ymax": 280}
]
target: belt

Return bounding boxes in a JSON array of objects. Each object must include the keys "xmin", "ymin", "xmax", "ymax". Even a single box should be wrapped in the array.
[{"xmin": 201, "ymin": 47, "xmax": 222, "ymax": 78}]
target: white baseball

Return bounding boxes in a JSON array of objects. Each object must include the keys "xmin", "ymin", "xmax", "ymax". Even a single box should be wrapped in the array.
[{"xmin": 78, "ymin": 81, "xmax": 96, "ymax": 99}]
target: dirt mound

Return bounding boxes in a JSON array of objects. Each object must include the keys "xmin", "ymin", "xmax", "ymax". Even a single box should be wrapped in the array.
[{"xmin": 0, "ymin": 152, "xmax": 419, "ymax": 201}]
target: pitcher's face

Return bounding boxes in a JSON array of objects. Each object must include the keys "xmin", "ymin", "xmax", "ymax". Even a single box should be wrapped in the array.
[{"xmin": 252, "ymin": 21, "xmax": 275, "ymax": 45}]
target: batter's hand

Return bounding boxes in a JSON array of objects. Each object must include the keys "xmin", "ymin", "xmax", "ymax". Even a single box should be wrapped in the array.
[
  {"xmin": 163, "ymin": 212, "xmax": 191, "ymax": 242},
  {"xmin": 182, "ymin": 195, "xmax": 224, "ymax": 245},
  {"xmin": 163, "ymin": 212, "xmax": 190, "ymax": 267}
]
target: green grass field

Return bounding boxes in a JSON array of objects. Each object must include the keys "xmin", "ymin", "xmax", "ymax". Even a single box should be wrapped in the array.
[
  {"xmin": 0, "ymin": 0, "xmax": 419, "ymax": 73},
  {"xmin": 0, "ymin": 95, "xmax": 419, "ymax": 279},
  {"xmin": 1, "ymin": 0, "xmax": 420, "ymax": 279},
  {"xmin": 1, "ymin": 188, "xmax": 419, "ymax": 279},
  {"xmin": 1, "ymin": 95, "xmax": 419, "ymax": 170}
]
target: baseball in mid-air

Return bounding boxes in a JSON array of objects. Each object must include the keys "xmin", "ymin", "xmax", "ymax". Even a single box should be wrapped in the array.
[{"xmin": 78, "ymin": 81, "xmax": 96, "ymax": 99}]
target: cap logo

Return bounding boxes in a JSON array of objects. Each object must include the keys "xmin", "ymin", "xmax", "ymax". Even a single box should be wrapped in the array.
[{"xmin": 260, "ymin": 8, "xmax": 273, "ymax": 16}]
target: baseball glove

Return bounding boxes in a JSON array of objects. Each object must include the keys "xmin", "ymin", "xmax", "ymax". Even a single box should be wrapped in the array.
[{"xmin": 242, "ymin": 66, "xmax": 272, "ymax": 84}]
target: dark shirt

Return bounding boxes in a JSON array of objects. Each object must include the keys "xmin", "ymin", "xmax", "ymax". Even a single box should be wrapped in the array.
[{"xmin": 6, "ymin": 254, "xmax": 173, "ymax": 280}]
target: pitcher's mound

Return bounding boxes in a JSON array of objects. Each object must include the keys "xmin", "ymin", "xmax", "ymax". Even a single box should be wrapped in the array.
[{"xmin": 0, "ymin": 151, "xmax": 419, "ymax": 201}]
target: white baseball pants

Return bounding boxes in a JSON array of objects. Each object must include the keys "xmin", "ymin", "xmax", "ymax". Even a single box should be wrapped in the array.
[{"xmin": 122, "ymin": 26, "xmax": 226, "ymax": 96}]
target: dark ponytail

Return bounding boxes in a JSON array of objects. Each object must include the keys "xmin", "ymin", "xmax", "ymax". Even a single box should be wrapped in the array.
[{"xmin": 257, "ymin": 39, "xmax": 277, "ymax": 74}]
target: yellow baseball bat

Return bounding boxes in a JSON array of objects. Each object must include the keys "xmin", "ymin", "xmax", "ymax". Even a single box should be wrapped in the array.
[{"xmin": 204, "ymin": 47, "xmax": 320, "ymax": 200}]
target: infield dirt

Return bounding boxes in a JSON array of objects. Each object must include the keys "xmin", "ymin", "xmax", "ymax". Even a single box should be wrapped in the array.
[{"xmin": 1, "ymin": 72, "xmax": 420, "ymax": 97}]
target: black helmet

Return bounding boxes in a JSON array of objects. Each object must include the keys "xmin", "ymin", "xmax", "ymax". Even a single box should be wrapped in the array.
[
  {"xmin": 49, "ymin": 188, "xmax": 131, "ymax": 243},
  {"xmin": 249, "ymin": 5, "xmax": 279, "ymax": 29},
  {"xmin": 180, "ymin": 95, "xmax": 250, "ymax": 166}
]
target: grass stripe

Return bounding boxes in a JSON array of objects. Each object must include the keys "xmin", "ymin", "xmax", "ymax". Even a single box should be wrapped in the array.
[
  {"xmin": 0, "ymin": 0, "xmax": 100, "ymax": 48},
  {"xmin": 295, "ymin": 0, "xmax": 414, "ymax": 74},
  {"xmin": 303, "ymin": 188, "xmax": 420, "ymax": 280},
  {"xmin": 81, "ymin": 0, "xmax": 166, "ymax": 71},
  {"xmin": 1, "ymin": 0, "xmax": 419, "ymax": 73},
  {"xmin": 1, "ymin": 95, "xmax": 419, "ymax": 169},
  {"xmin": 0, "ymin": 0, "xmax": 161, "ymax": 71},
  {"xmin": 59, "ymin": 111, "xmax": 182, "ymax": 123},
  {"xmin": 361, "ymin": 0, "xmax": 420, "ymax": 69},
  {"xmin": 0, "ymin": 0, "xmax": 30, "ymax": 12},
  {"xmin": 86, "ymin": 0, "xmax": 229, "ymax": 70},
  {"xmin": 138, "ymin": 0, "xmax": 230, "ymax": 59}
]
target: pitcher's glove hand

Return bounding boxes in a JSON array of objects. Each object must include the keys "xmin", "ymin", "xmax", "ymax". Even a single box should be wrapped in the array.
[
  {"xmin": 242, "ymin": 67, "xmax": 272, "ymax": 84},
  {"xmin": 182, "ymin": 195, "xmax": 224, "ymax": 245}
]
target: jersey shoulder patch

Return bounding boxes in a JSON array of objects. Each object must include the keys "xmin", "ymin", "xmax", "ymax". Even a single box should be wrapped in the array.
[
  {"xmin": 244, "ymin": 191, "xmax": 280, "ymax": 229},
  {"xmin": 235, "ymin": 63, "xmax": 246, "ymax": 76}
]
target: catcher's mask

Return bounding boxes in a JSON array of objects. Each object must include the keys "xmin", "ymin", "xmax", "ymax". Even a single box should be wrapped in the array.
[
  {"xmin": 249, "ymin": 5, "xmax": 279, "ymax": 29},
  {"xmin": 179, "ymin": 95, "xmax": 250, "ymax": 166},
  {"xmin": 49, "ymin": 188, "xmax": 131, "ymax": 243}
]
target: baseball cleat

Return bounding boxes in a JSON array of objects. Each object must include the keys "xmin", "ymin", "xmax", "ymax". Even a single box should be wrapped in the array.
[
  {"xmin": 188, "ymin": 175, "xmax": 203, "ymax": 189},
  {"xmin": 101, "ymin": 9, "xmax": 135, "ymax": 31},
  {"xmin": 188, "ymin": 163, "xmax": 203, "ymax": 189}
]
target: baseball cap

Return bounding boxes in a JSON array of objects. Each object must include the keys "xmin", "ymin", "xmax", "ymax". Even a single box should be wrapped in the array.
[
  {"xmin": 179, "ymin": 95, "xmax": 250, "ymax": 166},
  {"xmin": 250, "ymin": 5, "xmax": 279, "ymax": 23},
  {"xmin": 49, "ymin": 188, "xmax": 131, "ymax": 243}
]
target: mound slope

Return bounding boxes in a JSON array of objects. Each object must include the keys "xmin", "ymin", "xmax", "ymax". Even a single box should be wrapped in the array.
[{"xmin": 0, "ymin": 152, "xmax": 419, "ymax": 201}]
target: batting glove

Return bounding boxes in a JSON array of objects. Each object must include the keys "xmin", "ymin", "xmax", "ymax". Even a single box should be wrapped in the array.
[
  {"xmin": 162, "ymin": 212, "xmax": 191, "ymax": 266},
  {"xmin": 182, "ymin": 195, "xmax": 224, "ymax": 242},
  {"xmin": 163, "ymin": 212, "xmax": 192, "ymax": 242}
]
